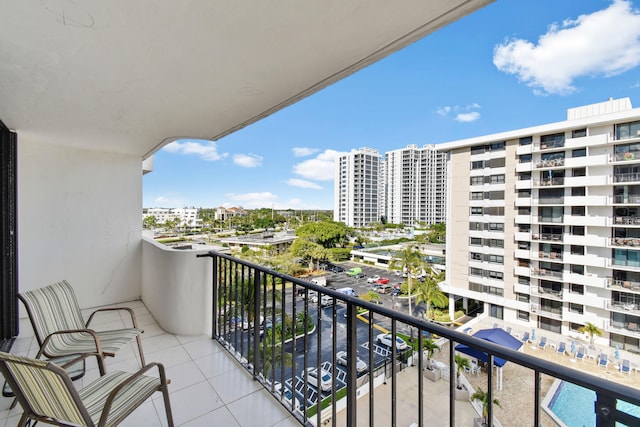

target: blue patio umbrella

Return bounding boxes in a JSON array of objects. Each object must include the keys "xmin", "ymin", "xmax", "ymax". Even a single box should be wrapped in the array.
[
  {"xmin": 615, "ymin": 344, "xmax": 620, "ymax": 362},
  {"xmin": 570, "ymin": 340, "xmax": 576, "ymax": 354},
  {"xmin": 531, "ymin": 328, "xmax": 536, "ymax": 342}
]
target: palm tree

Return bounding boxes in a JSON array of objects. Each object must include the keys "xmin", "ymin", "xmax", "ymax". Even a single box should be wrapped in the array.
[
  {"xmin": 414, "ymin": 266, "xmax": 447, "ymax": 321},
  {"xmin": 454, "ymin": 353, "xmax": 471, "ymax": 389},
  {"xmin": 578, "ymin": 322, "xmax": 603, "ymax": 344},
  {"xmin": 422, "ymin": 338, "xmax": 440, "ymax": 370},
  {"xmin": 470, "ymin": 387, "xmax": 501, "ymax": 426},
  {"xmin": 389, "ymin": 246, "xmax": 424, "ymax": 316}
]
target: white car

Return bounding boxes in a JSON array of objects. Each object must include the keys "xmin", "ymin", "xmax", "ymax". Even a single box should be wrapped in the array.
[
  {"xmin": 366, "ymin": 275, "xmax": 381, "ymax": 284},
  {"xmin": 376, "ymin": 333, "xmax": 408, "ymax": 351},
  {"xmin": 336, "ymin": 351, "xmax": 368, "ymax": 373},
  {"xmin": 302, "ymin": 367, "xmax": 332, "ymax": 392},
  {"xmin": 274, "ymin": 382, "xmax": 302, "ymax": 414}
]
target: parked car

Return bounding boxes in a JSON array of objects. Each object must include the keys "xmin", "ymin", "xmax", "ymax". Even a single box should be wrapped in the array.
[
  {"xmin": 274, "ymin": 382, "xmax": 302, "ymax": 414},
  {"xmin": 390, "ymin": 288, "xmax": 401, "ymax": 296},
  {"xmin": 302, "ymin": 367, "xmax": 332, "ymax": 392},
  {"xmin": 375, "ymin": 277, "xmax": 390, "ymax": 284},
  {"xmin": 335, "ymin": 351, "xmax": 368, "ymax": 373},
  {"xmin": 367, "ymin": 275, "xmax": 381, "ymax": 284},
  {"xmin": 331, "ymin": 265, "xmax": 345, "ymax": 273},
  {"xmin": 376, "ymin": 284, "xmax": 394, "ymax": 294},
  {"xmin": 376, "ymin": 333, "xmax": 408, "ymax": 350}
]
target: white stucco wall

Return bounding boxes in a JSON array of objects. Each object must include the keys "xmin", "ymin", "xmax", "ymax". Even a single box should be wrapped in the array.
[
  {"xmin": 18, "ymin": 139, "xmax": 143, "ymax": 309},
  {"xmin": 141, "ymin": 238, "xmax": 212, "ymax": 336}
]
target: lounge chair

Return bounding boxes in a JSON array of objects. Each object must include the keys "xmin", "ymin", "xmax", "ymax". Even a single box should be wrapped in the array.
[
  {"xmin": 556, "ymin": 342, "xmax": 566, "ymax": 354},
  {"xmin": 521, "ymin": 331, "xmax": 530, "ymax": 343},
  {"xmin": 538, "ymin": 336, "xmax": 547, "ymax": 350},
  {"xmin": 575, "ymin": 347, "xmax": 585, "ymax": 361},
  {"xmin": 0, "ymin": 351, "xmax": 174, "ymax": 427},
  {"xmin": 621, "ymin": 359, "xmax": 631, "ymax": 374},
  {"xmin": 19, "ymin": 280, "xmax": 146, "ymax": 375},
  {"xmin": 598, "ymin": 353, "xmax": 609, "ymax": 368}
]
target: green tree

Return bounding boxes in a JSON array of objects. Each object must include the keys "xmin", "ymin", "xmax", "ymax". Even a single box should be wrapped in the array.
[
  {"xmin": 389, "ymin": 246, "xmax": 425, "ymax": 316},
  {"xmin": 360, "ymin": 290, "xmax": 381, "ymax": 304},
  {"xmin": 426, "ymin": 222, "xmax": 446, "ymax": 243},
  {"xmin": 578, "ymin": 322, "xmax": 603, "ymax": 344},
  {"xmin": 143, "ymin": 215, "xmax": 158, "ymax": 230},
  {"xmin": 454, "ymin": 354, "xmax": 470, "ymax": 389},
  {"xmin": 470, "ymin": 388, "xmax": 502, "ymax": 426},
  {"xmin": 414, "ymin": 266, "xmax": 448, "ymax": 321},
  {"xmin": 295, "ymin": 221, "xmax": 351, "ymax": 248},
  {"xmin": 288, "ymin": 238, "xmax": 329, "ymax": 271},
  {"xmin": 422, "ymin": 338, "xmax": 440, "ymax": 370}
]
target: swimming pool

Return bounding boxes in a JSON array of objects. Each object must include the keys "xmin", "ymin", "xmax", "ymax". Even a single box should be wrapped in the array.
[{"xmin": 545, "ymin": 380, "xmax": 640, "ymax": 427}]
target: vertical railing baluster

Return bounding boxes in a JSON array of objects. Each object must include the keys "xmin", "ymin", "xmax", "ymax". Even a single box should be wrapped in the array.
[
  {"xmin": 368, "ymin": 310, "xmax": 374, "ymax": 427},
  {"xmin": 316, "ymin": 289, "xmax": 323, "ymax": 426},
  {"xmin": 449, "ymin": 339, "xmax": 455, "ymax": 427},
  {"xmin": 487, "ymin": 354, "xmax": 494, "ymax": 427},
  {"xmin": 331, "ymin": 297, "xmax": 338, "ymax": 426},
  {"xmin": 346, "ymin": 300, "xmax": 357, "ymax": 427},
  {"xmin": 534, "ymin": 369, "xmax": 540, "ymax": 427},
  {"xmin": 418, "ymin": 330, "xmax": 423, "ymax": 427},
  {"xmin": 211, "ymin": 254, "xmax": 218, "ymax": 339},
  {"xmin": 391, "ymin": 320, "xmax": 397, "ymax": 427}
]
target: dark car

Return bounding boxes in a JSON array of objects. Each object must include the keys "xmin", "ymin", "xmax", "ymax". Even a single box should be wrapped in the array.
[{"xmin": 332, "ymin": 265, "xmax": 345, "ymax": 273}]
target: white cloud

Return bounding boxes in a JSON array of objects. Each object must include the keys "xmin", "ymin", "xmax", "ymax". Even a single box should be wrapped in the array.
[
  {"xmin": 292, "ymin": 147, "xmax": 319, "ymax": 157},
  {"xmin": 292, "ymin": 149, "xmax": 345, "ymax": 181},
  {"xmin": 162, "ymin": 139, "xmax": 228, "ymax": 161},
  {"xmin": 493, "ymin": 0, "xmax": 640, "ymax": 95},
  {"xmin": 153, "ymin": 196, "xmax": 185, "ymax": 207},
  {"xmin": 456, "ymin": 112, "xmax": 481, "ymax": 123},
  {"xmin": 233, "ymin": 153, "xmax": 263, "ymax": 168},
  {"xmin": 286, "ymin": 178, "xmax": 323, "ymax": 190},
  {"xmin": 436, "ymin": 104, "xmax": 481, "ymax": 122},
  {"xmin": 225, "ymin": 192, "xmax": 278, "ymax": 208}
]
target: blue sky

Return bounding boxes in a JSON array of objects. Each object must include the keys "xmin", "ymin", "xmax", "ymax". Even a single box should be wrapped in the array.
[{"xmin": 143, "ymin": 0, "xmax": 640, "ymax": 211}]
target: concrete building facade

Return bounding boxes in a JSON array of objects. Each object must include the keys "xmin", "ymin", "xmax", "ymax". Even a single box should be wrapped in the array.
[{"xmin": 439, "ymin": 97, "xmax": 640, "ymax": 352}]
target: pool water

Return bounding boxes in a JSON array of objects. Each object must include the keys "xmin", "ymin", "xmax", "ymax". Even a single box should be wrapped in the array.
[{"xmin": 547, "ymin": 380, "xmax": 640, "ymax": 427}]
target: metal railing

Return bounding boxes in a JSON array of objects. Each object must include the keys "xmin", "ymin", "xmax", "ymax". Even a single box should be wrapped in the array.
[{"xmin": 200, "ymin": 251, "xmax": 640, "ymax": 427}]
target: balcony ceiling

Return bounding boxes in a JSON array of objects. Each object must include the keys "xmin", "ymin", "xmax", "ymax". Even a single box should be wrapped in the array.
[{"xmin": 0, "ymin": 0, "xmax": 492, "ymax": 158}]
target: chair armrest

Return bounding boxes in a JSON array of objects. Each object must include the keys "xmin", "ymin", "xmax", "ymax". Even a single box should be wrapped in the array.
[
  {"xmin": 100, "ymin": 362, "xmax": 170, "ymax": 423},
  {"xmin": 86, "ymin": 307, "xmax": 141, "ymax": 329},
  {"xmin": 39, "ymin": 328, "xmax": 104, "ymax": 357}
]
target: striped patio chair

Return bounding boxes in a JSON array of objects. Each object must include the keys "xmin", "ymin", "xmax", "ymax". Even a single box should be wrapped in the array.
[
  {"xmin": 0, "ymin": 351, "xmax": 173, "ymax": 427},
  {"xmin": 19, "ymin": 280, "xmax": 145, "ymax": 375}
]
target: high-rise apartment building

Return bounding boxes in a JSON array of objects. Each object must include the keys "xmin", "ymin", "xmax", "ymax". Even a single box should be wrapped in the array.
[
  {"xmin": 384, "ymin": 144, "xmax": 447, "ymax": 225},
  {"xmin": 334, "ymin": 148, "xmax": 382, "ymax": 227},
  {"xmin": 439, "ymin": 97, "xmax": 640, "ymax": 351}
]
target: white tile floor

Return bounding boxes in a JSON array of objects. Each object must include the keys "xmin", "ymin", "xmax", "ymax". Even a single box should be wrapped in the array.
[{"xmin": 0, "ymin": 300, "xmax": 301, "ymax": 427}]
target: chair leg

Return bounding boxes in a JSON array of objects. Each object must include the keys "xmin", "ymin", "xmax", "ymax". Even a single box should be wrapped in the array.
[
  {"xmin": 161, "ymin": 383, "xmax": 175, "ymax": 427},
  {"xmin": 17, "ymin": 413, "xmax": 29, "ymax": 427}
]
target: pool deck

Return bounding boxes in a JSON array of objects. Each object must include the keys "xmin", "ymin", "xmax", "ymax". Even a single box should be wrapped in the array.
[{"xmin": 432, "ymin": 321, "xmax": 640, "ymax": 427}]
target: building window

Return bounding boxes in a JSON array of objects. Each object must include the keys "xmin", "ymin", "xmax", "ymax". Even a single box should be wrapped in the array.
[
  {"xmin": 470, "ymin": 192, "xmax": 483, "ymax": 200},
  {"xmin": 519, "ymin": 154, "xmax": 532, "ymax": 163},
  {"xmin": 518, "ymin": 241, "xmax": 530, "ymax": 250},
  {"xmin": 569, "ymin": 303, "xmax": 584, "ymax": 314},
  {"xmin": 572, "ymin": 128, "xmax": 587, "ymax": 138},
  {"xmin": 488, "ymin": 191, "xmax": 505, "ymax": 200},
  {"xmin": 572, "ymin": 148, "xmax": 586, "ymax": 158},
  {"xmin": 615, "ymin": 120, "xmax": 640, "ymax": 140},
  {"xmin": 518, "ymin": 189, "xmax": 531, "ymax": 198},
  {"xmin": 572, "ymin": 187, "xmax": 586, "ymax": 197},
  {"xmin": 569, "ymin": 322, "xmax": 583, "ymax": 332},
  {"xmin": 490, "ymin": 174, "xmax": 505, "ymax": 184},
  {"xmin": 490, "ymin": 142, "xmax": 505, "ymax": 151},
  {"xmin": 571, "ymin": 226, "xmax": 585, "ymax": 236},
  {"xmin": 517, "ymin": 310, "xmax": 530, "ymax": 321},
  {"xmin": 518, "ymin": 276, "xmax": 530, "ymax": 285},
  {"xmin": 471, "ymin": 145, "xmax": 485, "ymax": 155},
  {"xmin": 485, "ymin": 207, "xmax": 504, "ymax": 216},
  {"xmin": 487, "ymin": 222, "xmax": 504, "ymax": 231},
  {"xmin": 490, "ymin": 304, "xmax": 504, "ymax": 319},
  {"xmin": 541, "ymin": 133, "xmax": 565, "ymax": 148},
  {"xmin": 471, "ymin": 160, "xmax": 484, "ymax": 170},
  {"xmin": 572, "ymin": 206, "xmax": 585, "ymax": 216},
  {"xmin": 519, "ymin": 172, "xmax": 531, "ymax": 180},
  {"xmin": 470, "ymin": 207, "xmax": 483, "ymax": 215},
  {"xmin": 470, "ymin": 176, "xmax": 484, "ymax": 185},
  {"xmin": 570, "ymin": 284, "xmax": 584, "ymax": 294},
  {"xmin": 517, "ymin": 293, "xmax": 530, "ymax": 303},
  {"xmin": 470, "ymin": 237, "xmax": 482, "ymax": 246},
  {"xmin": 518, "ymin": 207, "xmax": 531, "ymax": 215},
  {"xmin": 469, "ymin": 267, "xmax": 483, "ymax": 277},
  {"xmin": 520, "ymin": 136, "xmax": 533, "ymax": 145},
  {"xmin": 572, "ymin": 167, "xmax": 586, "ymax": 177},
  {"xmin": 469, "ymin": 222, "xmax": 483, "ymax": 231},
  {"xmin": 487, "ymin": 239, "xmax": 504, "ymax": 248},
  {"xmin": 470, "ymin": 252, "xmax": 482, "ymax": 261},
  {"xmin": 571, "ymin": 245, "xmax": 585, "ymax": 255},
  {"xmin": 490, "ymin": 158, "xmax": 506, "ymax": 168},
  {"xmin": 571, "ymin": 264, "xmax": 584, "ymax": 275},
  {"xmin": 485, "ymin": 270, "xmax": 504, "ymax": 281},
  {"xmin": 487, "ymin": 254, "xmax": 504, "ymax": 264}
]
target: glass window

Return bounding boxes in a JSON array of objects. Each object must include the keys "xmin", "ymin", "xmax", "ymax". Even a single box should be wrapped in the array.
[
  {"xmin": 572, "ymin": 167, "xmax": 586, "ymax": 177},
  {"xmin": 572, "ymin": 187, "xmax": 586, "ymax": 197},
  {"xmin": 569, "ymin": 303, "xmax": 584, "ymax": 314},
  {"xmin": 470, "ymin": 207, "xmax": 482, "ymax": 215},
  {"xmin": 470, "ymin": 192, "xmax": 483, "ymax": 200},
  {"xmin": 519, "ymin": 154, "xmax": 532, "ymax": 163},
  {"xmin": 519, "ymin": 172, "xmax": 531, "ymax": 181},
  {"xmin": 469, "ymin": 222, "xmax": 483, "ymax": 231},
  {"xmin": 469, "ymin": 267, "xmax": 483, "ymax": 277},
  {"xmin": 572, "ymin": 226, "xmax": 585, "ymax": 236},
  {"xmin": 517, "ymin": 293, "xmax": 530, "ymax": 303},
  {"xmin": 489, "ymin": 191, "xmax": 504, "ymax": 200},
  {"xmin": 471, "ymin": 145, "xmax": 486, "ymax": 154},
  {"xmin": 470, "ymin": 237, "xmax": 482, "ymax": 246},
  {"xmin": 490, "ymin": 158, "xmax": 506, "ymax": 168},
  {"xmin": 571, "ymin": 264, "xmax": 584, "ymax": 275},
  {"xmin": 490, "ymin": 174, "xmax": 505, "ymax": 184},
  {"xmin": 520, "ymin": 136, "xmax": 533, "ymax": 145},
  {"xmin": 572, "ymin": 129, "xmax": 587, "ymax": 138},
  {"xmin": 517, "ymin": 310, "xmax": 529, "ymax": 321},
  {"xmin": 487, "ymin": 239, "xmax": 504, "ymax": 248},
  {"xmin": 572, "ymin": 206, "xmax": 585, "ymax": 216},
  {"xmin": 490, "ymin": 304, "xmax": 504, "ymax": 319},
  {"xmin": 615, "ymin": 120, "xmax": 640, "ymax": 140},
  {"xmin": 572, "ymin": 148, "xmax": 586, "ymax": 158},
  {"xmin": 470, "ymin": 252, "xmax": 482, "ymax": 261},
  {"xmin": 490, "ymin": 142, "xmax": 505, "ymax": 151},
  {"xmin": 570, "ymin": 284, "xmax": 584, "ymax": 294},
  {"xmin": 470, "ymin": 176, "xmax": 484, "ymax": 185},
  {"xmin": 571, "ymin": 245, "xmax": 585, "ymax": 255},
  {"xmin": 471, "ymin": 160, "xmax": 484, "ymax": 170}
]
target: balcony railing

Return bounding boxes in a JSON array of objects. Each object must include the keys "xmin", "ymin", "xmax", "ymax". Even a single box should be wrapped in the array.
[
  {"xmin": 534, "ymin": 158, "xmax": 564, "ymax": 168},
  {"xmin": 606, "ymin": 300, "xmax": 640, "ymax": 315},
  {"xmin": 610, "ymin": 237, "xmax": 640, "ymax": 248},
  {"xmin": 613, "ymin": 172, "xmax": 640, "ymax": 183},
  {"xmin": 200, "ymin": 251, "xmax": 640, "ymax": 427},
  {"xmin": 609, "ymin": 279, "xmax": 640, "ymax": 293},
  {"xmin": 612, "ymin": 195, "xmax": 640, "ymax": 204},
  {"xmin": 614, "ymin": 216, "xmax": 640, "ymax": 226}
]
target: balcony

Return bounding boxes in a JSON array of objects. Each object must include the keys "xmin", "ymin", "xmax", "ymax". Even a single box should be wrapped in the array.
[
  {"xmin": 534, "ymin": 158, "xmax": 565, "ymax": 169},
  {"xmin": 537, "ymin": 251, "xmax": 563, "ymax": 261},
  {"xmin": 613, "ymin": 172, "xmax": 640, "ymax": 184},
  {"xmin": 534, "ymin": 177, "xmax": 565, "ymax": 187},
  {"xmin": 531, "ymin": 268, "xmax": 563, "ymax": 281},
  {"xmin": 606, "ymin": 300, "xmax": 640, "ymax": 315},
  {"xmin": 609, "ymin": 278, "xmax": 640, "ymax": 293},
  {"xmin": 530, "ymin": 287, "xmax": 563, "ymax": 301},
  {"xmin": 610, "ymin": 237, "xmax": 640, "ymax": 248}
]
